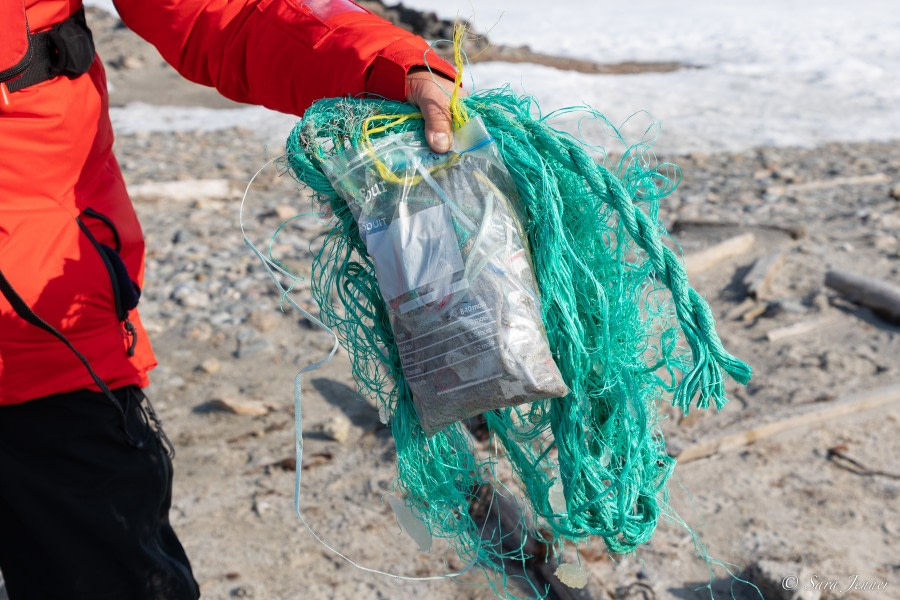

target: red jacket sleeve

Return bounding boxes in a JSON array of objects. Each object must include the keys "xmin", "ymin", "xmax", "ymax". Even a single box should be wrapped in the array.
[{"xmin": 112, "ymin": 0, "xmax": 457, "ymax": 115}]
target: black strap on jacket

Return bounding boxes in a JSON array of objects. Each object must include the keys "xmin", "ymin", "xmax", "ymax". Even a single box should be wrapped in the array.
[
  {"xmin": 0, "ymin": 268, "xmax": 148, "ymax": 447},
  {"xmin": 5, "ymin": 7, "xmax": 95, "ymax": 93},
  {"xmin": 0, "ymin": 266, "xmax": 173, "ymax": 456},
  {"xmin": 0, "ymin": 268, "xmax": 119, "ymax": 403}
]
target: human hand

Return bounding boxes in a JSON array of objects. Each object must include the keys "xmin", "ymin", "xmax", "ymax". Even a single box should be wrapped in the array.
[{"xmin": 406, "ymin": 67, "xmax": 467, "ymax": 153}]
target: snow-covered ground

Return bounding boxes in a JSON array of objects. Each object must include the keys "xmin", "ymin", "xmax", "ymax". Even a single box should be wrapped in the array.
[
  {"xmin": 106, "ymin": 102, "xmax": 299, "ymax": 145},
  {"xmin": 85, "ymin": 0, "xmax": 116, "ymax": 14},
  {"xmin": 88, "ymin": 0, "xmax": 900, "ymax": 154}
]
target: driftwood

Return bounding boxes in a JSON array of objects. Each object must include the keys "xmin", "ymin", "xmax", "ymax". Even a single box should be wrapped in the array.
[
  {"xmin": 724, "ymin": 298, "xmax": 768, "ymax": 322},
  {"xmin": 671, "ymin": 383, "xmax": 900, "ymax": 463},
  {"xmin": 741, "ymin": 302, "xmax": 770, "ymax": 323},
  {"xmin": 205, "ymin": 396, "xmax": 270, "ymax": 416},
  {"xmin": 767, "ymin": 173, "xmax": 891, "ymax": 196},
  {"xmin": 725, "ymin": 298, "xmax": 756, "ymax": 321},
  {"xmin": 670, "ymin": 218, "xmax": 806, "ymax": 240},
  {"xmin": 742, "ymin": 252, "xmax": 785, "ymax": 300},
  {"xmin": 683, "ymin": 233, "xmax": 756, "ymax": 277},
  {"xmin": 127, "ymin": 179, "xmax": 236, "ymax": 202},
  {"xmin": 825, "ymin": 269, "xmax": 900, "ymax": 325},
  {"xmin": 765, "ymin": 316, "xmax": 834, "ymax": 342}
]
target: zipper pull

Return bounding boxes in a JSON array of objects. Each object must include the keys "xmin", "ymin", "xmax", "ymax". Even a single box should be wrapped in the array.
[
  {"xmin": 0, "ymin": 82, "xmax": 11, "ymax": 109},
  {"xmin": 125, "ymin": 319, "xmax": 138, "ymax": 356}
]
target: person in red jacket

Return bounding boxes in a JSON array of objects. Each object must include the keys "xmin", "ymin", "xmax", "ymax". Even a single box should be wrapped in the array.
[{"xmin": 0, "ymin": 1, "xmax": 458, "ymax": 598}]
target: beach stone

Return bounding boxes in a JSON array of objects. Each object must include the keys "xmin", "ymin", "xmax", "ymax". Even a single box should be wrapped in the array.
[
  {"xmin": 274, "ymin": 204, "xmax": 297, "ymax": 221},
  {"xmin": 235, "ymin": 333, "xmax": 271, "ymax": 358},
  {"xmin": 165, "ymin": 375, "xmax": 186, "ymax": 389},
  {"xmin": 246, "ymin": 308, "xmax": 281, "ymax": 332},
  {"xmin": 171, "ymin": 228, "xmax": 193, "ymax": 244},
  {"xmin": 870, "ymin": 233, "xmax": 898, "ymax": 251},
  {"xmin": 879, "ymin": 212, "xmax": 900, "ymax": 230},
  {"xmin": 810, "ymin": 292, "xmax": 830, "ymax": 312},
  {"xmin": 744, "ymin": 560, "xmax": 821, "ymax": 600},
  {"xmin": 207, "ymin": 396, "xmax": 269, "ymax": 417},
  {"xmin": 237, "ymin": 339, "xmax": 271, "ymax": 358},
  {"xmin": 321, "ymin": 415, "xmax": 351, "ymax": 444},
  {"xmin": 199, "ymin": 358, "xmax": 221, "ymax": 374},
  {"xmin": 121, "ymin": 55, "xmax": 144, "ymax": 70},
  {"xmin": 229, "ymin": 585, "xmax": 254, "ymax": 598},
  {"xmin": 555, "ymin": 563, "xmax": 588, "ymax": 589},
  {"xmin": 171, "ymin": 284, "xmax": 210, "ymax": 308}
]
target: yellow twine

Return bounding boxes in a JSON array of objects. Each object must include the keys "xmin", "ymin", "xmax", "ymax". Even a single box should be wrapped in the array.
[
  {"xmin": 359, "ymin": 22, "xmax": 471, "ymax": 186},
  {"xmin": 448, "ymin": 23, "xmax": 470, "ymax": 129}
]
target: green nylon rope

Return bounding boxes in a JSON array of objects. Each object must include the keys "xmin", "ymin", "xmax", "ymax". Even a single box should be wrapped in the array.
[{"xmin": 281, "ymin": 89, "xmax": 751, "ymax": 597}]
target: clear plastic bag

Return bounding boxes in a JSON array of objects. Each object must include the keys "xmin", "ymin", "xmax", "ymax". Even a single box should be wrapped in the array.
[{"xmin": 322, "ymin": 117, "xmax": 568, "ymax": 435}]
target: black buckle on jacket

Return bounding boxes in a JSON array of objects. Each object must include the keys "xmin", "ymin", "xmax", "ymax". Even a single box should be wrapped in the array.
[
  {"xmin": 49, "ymin": 8, "xmax": 95, "ymax": 77},
  {"xmin": 5, "ymin": 7, "xmax": 95, "ymax": 93}
]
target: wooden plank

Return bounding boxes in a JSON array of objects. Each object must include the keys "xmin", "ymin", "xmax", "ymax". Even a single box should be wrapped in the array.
[
  {"xmin": 742, "ymin": 251, "xmax": 785, "ymax": 300},
  {"xmin": 683, "ymin": 233, "xmax": 756, "ymax": 277},
  {"xmin": 740, "ymin": 302, "xmax": 769, "ymax": 323},
  {"xmin": 725, "ymin": 298, "xmax": 757, "ymax": 321},
  {"xmin": 128, "ymin": 179, "xmax": 236, "ymax": 202},
  {"xmin": 767, "ymin": 173, "xmax": 891, "ymax": 196},
  {"xmin": 672, "ymin": 383, "xmax": 900, "ymax": 463},
  {"xmin": 765, "ymin": 316, "xmax": 834, "ymax": 343},
  {"xmin": 825, "ymin": 270, "xmax": 900, "ymax": 324},
  {"xmin": 670, "ymin": 219, "xmax": 806, "ymax": 240}
]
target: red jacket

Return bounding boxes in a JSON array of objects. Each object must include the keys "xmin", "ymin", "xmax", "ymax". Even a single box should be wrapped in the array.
[{"xmin": 0, "ymin": 0, "xmax": 454, "ymax": 405}]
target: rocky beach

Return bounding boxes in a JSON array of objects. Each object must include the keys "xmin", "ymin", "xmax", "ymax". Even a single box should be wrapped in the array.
[{"xmin": 2, "ymin": 4, "xmax": 898, "ymax": 599}]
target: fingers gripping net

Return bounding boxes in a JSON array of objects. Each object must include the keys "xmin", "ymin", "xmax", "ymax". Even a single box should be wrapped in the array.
[{"xmin": 278, "ymin": 89, "xmax": 750, "ymax": 596}]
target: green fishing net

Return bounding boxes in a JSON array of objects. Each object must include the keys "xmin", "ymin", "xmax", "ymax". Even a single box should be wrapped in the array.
[{"xmin": 266, "ymin": 88, "xmax": 750, "ymax": 597}]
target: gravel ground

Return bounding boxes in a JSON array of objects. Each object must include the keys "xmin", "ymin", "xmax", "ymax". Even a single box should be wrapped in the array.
[{"xmin": 95, "ymin": 126, "xmax": 900, "ymax": 600}]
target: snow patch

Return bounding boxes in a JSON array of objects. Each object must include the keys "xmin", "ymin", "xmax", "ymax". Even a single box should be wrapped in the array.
[
  {"xmin": 108, "ymin": 103, "xmax": 298, "ymax": 147},
  {"xmin": 84, "ymin": 0, "xmax": 118, "ymax": 15}
]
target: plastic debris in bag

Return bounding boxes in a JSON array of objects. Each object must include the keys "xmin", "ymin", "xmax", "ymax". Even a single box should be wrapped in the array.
[{"xmin": 321, "ymin": 116, "xmax": 568, "ymax": 435}]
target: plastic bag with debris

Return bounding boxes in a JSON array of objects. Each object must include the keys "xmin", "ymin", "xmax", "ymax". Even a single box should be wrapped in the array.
[{"xmin": 321, "ymin": 116, "xmax": 568, "ymax": 435}]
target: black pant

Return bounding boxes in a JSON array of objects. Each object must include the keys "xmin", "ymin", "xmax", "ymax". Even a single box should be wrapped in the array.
[{"xmin": 0, "ymin": 387, "xmax": 199, "ymax": 600}]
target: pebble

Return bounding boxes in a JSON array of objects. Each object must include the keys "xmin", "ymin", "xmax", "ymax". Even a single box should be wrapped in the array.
[
  {"xmin": 274, "ymin": 204, "xmax": 298, "ymax": 221},
  {"xmin": 121, "ymin": 55, "xmax": 144, "ymax": 70},
  {"xmin": 207, "ymin": 397, "xmax": 269, "ymax": 416},
  {"xmin": 246, "ymin": 309, "xmax": 281, "ymax": 332},
  {"xmin": 171, "ymin": 229, "xmax": 193, "ymax": 244},
  {"xmin": 321, "ymin": 415, "xmax": 351, "ymax": 444},
  {"xmin": 229, "ymin": 585, "xmax": 255, "ymax": 598},
  {"xmin": 171, "ymin": 284, "xmax": 211, "ymax": 308},
  {"xmin": 744, "ymin": 560, "xmax": 821, "ymax": 600},
  {"xmin": 235, "ymin": 338, "xmax": 271, "ymax": 359},
  {"xmin": 871, "ymin": 234, "xmax": 898, "ymax": 251},
  {"xmin": 199, "ymin": 358, "xmax": 221, "ymax": 374},
  {"xmin": 165, "ymin": 375, "xmax": 186, "ymax": 389},
  {"xmin": 554, "ymin": 563, "xmax": 588, "ymax": 589},
  {"xmin": 879, "ymin": 212, "xmax": 900, "ymax": 230}
]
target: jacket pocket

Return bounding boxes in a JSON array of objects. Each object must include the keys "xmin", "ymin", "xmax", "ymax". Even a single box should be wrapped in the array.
[{"xmin": 77, "ymin": 208, "xmax": 141, "ymax": 355}]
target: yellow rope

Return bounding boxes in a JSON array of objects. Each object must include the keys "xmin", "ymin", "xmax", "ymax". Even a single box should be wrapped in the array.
[
  {"xmin": 448, "ymin": 23, "xmax": 470, "ymax": 129},
  {"xmin": 358, "ymin": 22, "xmax": 471, "ymax": 187}
]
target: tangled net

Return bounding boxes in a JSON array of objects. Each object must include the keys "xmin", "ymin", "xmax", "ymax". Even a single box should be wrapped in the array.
[{"xmin": 271, "ymin": 82, "xmax": 751, "ymax": 596}]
